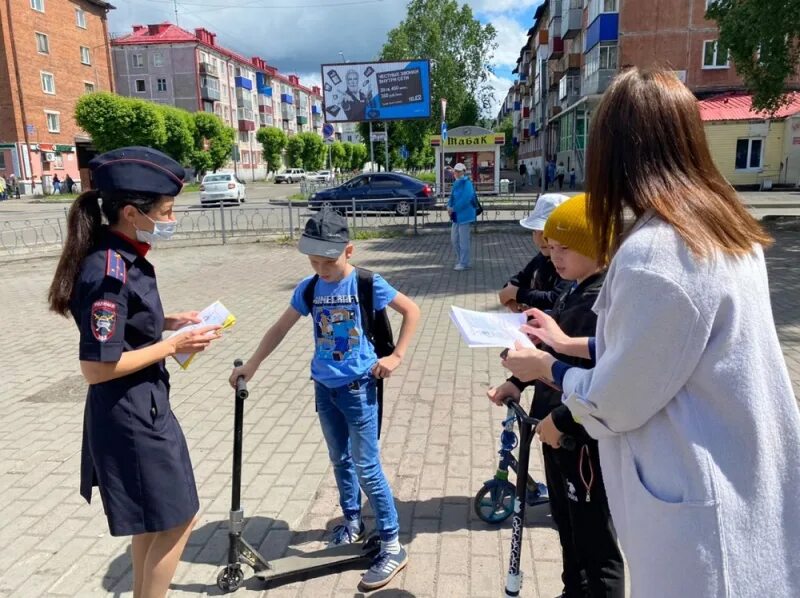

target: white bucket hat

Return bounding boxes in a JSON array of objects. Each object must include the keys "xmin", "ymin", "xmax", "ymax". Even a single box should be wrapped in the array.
[{"xmin": 519, "ymin": 193, "xmax": 571, "ymax": 230}]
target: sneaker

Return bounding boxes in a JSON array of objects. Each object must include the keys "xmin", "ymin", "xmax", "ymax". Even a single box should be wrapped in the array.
[
  {"xmin": 359, "ymin": 547, "xmax": 408, "ymax": 591},
  {"xmin": 327, "ymin": 520, "xmax": 365, "ymax": 547},
  {"xmin": 454, "ymin": 264, "xmax": 466, "ymax": 271},
  {"xmin": 526, "ymin": 481, "xmax": 549, "ymax": 505}
]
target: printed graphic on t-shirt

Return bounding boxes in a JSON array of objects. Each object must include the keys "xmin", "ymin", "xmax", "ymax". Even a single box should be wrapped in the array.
[{"xmin": 313, "ymin": 294, "xmax": 361, "ymax": 361}]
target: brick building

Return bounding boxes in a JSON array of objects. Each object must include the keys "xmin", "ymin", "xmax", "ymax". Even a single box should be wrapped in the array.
[
  {"xmin": 111, "ymin": 23, "xmax": 324, "ymax": 179},
  {"xmin": 505, "ymin": 0, "xmax": 800, "ymax": 187},
  {"xmin": 0, "ymin": 0, "xmax": 115, "ymax": 191}
]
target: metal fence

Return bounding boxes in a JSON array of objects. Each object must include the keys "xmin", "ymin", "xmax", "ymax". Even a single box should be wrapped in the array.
[{"xmin": 0, "ymin": 195, "xmax": 539, "ymax": 257}]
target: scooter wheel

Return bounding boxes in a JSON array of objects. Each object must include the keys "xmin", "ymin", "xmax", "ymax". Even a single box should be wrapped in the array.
[
  {"xmin": 474, "ymin": 480, "xmax": 516, "ymax": 524},
  {"xmin": 217, "ymin": 565, "xmax": 244, "ymax": 592}
]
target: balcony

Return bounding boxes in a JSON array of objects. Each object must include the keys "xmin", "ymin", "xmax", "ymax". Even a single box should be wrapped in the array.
[
  {"xmin": 523, "ymin": 106, "xmax": 530, "ymax": 118},
  {"xmin": 559, "ymin": 73, "xmax": 581, "ymax": 106},
  {"xmin": 538, "ymin": 29, "xmax": 549, "ymax": 47},
  {"xmin": 311, "ymin": 105, "xmax": 321, "ymax": 115},
  {"xmin": 257, "ymin": 85, "xmax": 272, "ymax": 97},
  {"xmin": 549, "ymin": 0, "xmax": 562, "ymax": 22},
  {"xmin": 235, "ymin": 87, "xmax": 251, "ymax": 107},
  {"xmin": 281, "ymin": 104, "xmax": 295, "ymax": 119},
  {"xmin": 548, "ymin": 35, "xmax": 564, "ymax": 60},
  {"xmin": 297, "ymin": 115, "xmax": 308, "ymax": 125},
  {"xmin": 258, "ymin": 103, "xmax": 273, "ymax": 115},
  {"xmin": 583, "ymin": 68, "xmax": 615, "ymax": 95},
  {"xmin": 586, "ymin": 12, "xmax": 619, "ymax": 52},
  {"xmin": 199, "ymin": 61, "xmax": 218, "ymax": 78},
  {"xmin": 280, "ymin": 93, "xmax": 293, "ymax": 104},
  {"xmin": 559, "ymin": 53, "xmax": 582, "ymax": 73},
  {"xmin": 234, "ymin": 76, "xmax": 252, "ymax": 91},
  {"xmin": 237, "ymin": 107, "xmax": 254, "ymax": 131},
  {"xmin": 200, "ymin": 76, "xmax": 220, "ymax": 101},
  {"xmin": 514, "ymin": 101, "xmax": 521, "ymax": 111},
  {"xmin": 259, "ymin": 113, "xmax": 273, "ymax": 128},
  {"xmin": 561, "ymin": 0, "xmax": 583, "ymax": 40}
]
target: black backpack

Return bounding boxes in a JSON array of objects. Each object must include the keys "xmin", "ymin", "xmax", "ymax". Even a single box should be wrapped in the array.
[{"xmin": 302, "ymin": 267, "xmax": 395, "ymax": 436}]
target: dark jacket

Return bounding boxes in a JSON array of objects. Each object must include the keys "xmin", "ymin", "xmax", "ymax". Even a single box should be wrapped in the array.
[
  {"xmin": 506, "ymin": 252, "xmax": 569, "ymax": 310},
  {"xmin": 518, "ymin": 272, "xmax": 605, "ymax": 439}
]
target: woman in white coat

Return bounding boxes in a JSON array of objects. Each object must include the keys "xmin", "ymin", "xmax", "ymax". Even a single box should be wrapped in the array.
[{"xmin": 502, "ymin": 67, "xmax": 800, "ymax": 597}]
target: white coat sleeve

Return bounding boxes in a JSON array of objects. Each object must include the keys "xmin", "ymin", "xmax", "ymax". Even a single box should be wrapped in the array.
[{"xmin": 562, "ymin": 267, "xmax": 711, "ymax": 437}]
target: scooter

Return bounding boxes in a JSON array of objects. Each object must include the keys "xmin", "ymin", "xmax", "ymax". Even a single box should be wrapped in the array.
[
  {"xmin": 498, "ymin": 397, "xmax": 575, "ymax": 598},
  {"xmin": 216, "ymin": 360, "xmax": 381, "ymax": 592}
]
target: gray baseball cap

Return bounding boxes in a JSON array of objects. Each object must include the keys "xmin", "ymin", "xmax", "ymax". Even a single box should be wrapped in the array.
[{"xmin": 298, "ymin": 209, "xmax": 350, "ymax": 257}]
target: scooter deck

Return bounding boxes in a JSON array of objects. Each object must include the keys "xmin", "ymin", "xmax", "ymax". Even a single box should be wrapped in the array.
[{"xmin": 254, "ymin": 536, "xmax": 380, "ymax": 581}]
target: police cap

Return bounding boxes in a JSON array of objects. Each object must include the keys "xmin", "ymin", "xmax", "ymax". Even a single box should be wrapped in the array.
[{"xmin": 89, "ymin": 146, "xmax": 185, "ymax": 197}]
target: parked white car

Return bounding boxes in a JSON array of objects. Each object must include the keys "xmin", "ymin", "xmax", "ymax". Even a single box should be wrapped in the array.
[
  {"xmin": 199, "ymin": 173, "xmax": 246, "ymax": 205},
  {"xmin": 274, "ymin": 168, "xmax": 306, "ymax": 183},
  {"xmin": 310, "ymin": 170, "xmax": 334, "ymax": 183}
]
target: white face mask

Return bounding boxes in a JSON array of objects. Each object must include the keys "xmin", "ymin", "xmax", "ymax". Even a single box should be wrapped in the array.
[{"xmin": 135, "ymin": 211, "xmax": 177, "ymax": 244}]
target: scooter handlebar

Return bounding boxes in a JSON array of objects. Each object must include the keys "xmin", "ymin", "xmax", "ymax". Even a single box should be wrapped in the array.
[
  {"xmin": 233, "ymin": 359, "xmax": 249, "ymax": 400},
  {"xmin": 502, "ymin": 397, "xmax": 576, "ymax": 450}
]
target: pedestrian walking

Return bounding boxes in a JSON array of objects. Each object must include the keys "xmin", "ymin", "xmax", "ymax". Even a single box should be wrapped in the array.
[
  {"xmin": 47, "ymin": 146, "xmax": 222, "ymax": 598},
  {"xmin": 447, "ymin": 162, "xmax": 477, "ymax": 271},
  {"xmin": 556, "ymin": 162, "xmax": 566, "ymax": 190},
  {"xmin": 52, "ymin": 173, "xmax": 61, "ymax": 194},
  {"xmin": 519, "ymin": 162, "xmax": 527, "ymax": 187},
  {"xmin": 64, "ymin": 174, "xmax": 75, "ymax": 194}
]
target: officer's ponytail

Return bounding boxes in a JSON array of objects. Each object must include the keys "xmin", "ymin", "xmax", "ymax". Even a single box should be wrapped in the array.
[{"xmin": 48, "ymin": 190, "xmax": 103, "ymax": 316}]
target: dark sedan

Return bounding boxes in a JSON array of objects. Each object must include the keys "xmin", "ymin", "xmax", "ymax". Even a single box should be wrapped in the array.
[{"xmin": 308, "ymin": 173, "xmax": 436, "ymax": 216}]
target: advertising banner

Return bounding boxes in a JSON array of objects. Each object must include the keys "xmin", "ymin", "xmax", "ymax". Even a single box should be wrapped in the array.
[{"xmin": 320, "ymin": 60, "xmax": 431, "ymax": 123}]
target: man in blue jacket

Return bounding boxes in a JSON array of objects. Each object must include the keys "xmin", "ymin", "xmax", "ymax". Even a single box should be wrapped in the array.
[{"xmin": 447, "ymin": 163, "xmax": 477, "ymax": 271}]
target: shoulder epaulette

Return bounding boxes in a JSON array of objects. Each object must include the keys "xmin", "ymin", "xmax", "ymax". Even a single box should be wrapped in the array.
[{"xmin": 105, "ymin": 249, "xmax": 127, "ymax": 283}]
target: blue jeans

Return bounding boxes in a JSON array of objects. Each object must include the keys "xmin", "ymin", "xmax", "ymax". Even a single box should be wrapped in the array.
[
  {"xmin": 314, "ymin": 375, "xmax": 399, "ymax": 542},
  {"xmin": 451, "ymin": 222, "xmax": 471, "ymax": 268}
]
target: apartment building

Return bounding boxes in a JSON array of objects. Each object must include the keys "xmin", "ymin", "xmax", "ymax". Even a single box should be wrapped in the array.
[
  {"xmin": 508, "ymin": 0, "xmax": 800, "ymax": 185},
  {"xmin": 111, "ymin": 23, "xmax": 324, "ymax": 178},
  {"xmin": 0, "ymin": 0, "xmax": 115, "ymax": 190}
]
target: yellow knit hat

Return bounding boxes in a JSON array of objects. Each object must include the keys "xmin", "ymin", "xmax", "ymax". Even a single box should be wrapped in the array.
[{"xmin": 543, "ymin": 193, "xmax": 598, "ymax": 260}]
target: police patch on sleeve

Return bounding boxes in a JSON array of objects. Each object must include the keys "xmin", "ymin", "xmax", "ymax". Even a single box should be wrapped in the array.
[{"xmin": 91, "ymin": 300, "xmax": 118, "ymax": 342}]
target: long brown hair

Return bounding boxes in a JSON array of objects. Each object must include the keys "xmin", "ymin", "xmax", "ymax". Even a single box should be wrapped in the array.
[
  {"xmin": 48, "ymin": 190, "xmax": 162, "ymax": 316},
  {"xmin": 585, "ymin": 67, "xmax": 772, "ymax": 264}
]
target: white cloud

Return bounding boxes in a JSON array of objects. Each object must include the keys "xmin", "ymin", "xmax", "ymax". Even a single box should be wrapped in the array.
[{"xmin": 491, "ymin": 15, "xmax": 530, "ymax": 69}]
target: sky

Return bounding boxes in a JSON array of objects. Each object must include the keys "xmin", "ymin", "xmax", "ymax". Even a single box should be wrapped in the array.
[{"xmin": 108, "ymin": 0, "xmax": 543, "ymax": 116}]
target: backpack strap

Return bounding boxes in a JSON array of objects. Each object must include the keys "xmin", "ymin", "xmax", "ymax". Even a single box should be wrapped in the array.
[
  {"xmin": 355, "ymin": 267, "xmax": 385, "ymax": 439},
  {"xmin": 302, "ymin": 274, "xmax": 319, "ymax": 315}
]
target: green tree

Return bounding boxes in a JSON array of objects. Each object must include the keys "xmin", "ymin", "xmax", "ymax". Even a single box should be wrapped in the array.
[
  {"xmin": 341, "ymin": 142, "xmax": 354, "ymax": 172},
  {"xmin": 156, "ymin": 105, "xmax": 195, "ymax": 164},
  {"xmin": 349, "ymin": 143, "xmax": 368, "ymax": 171},
  {"xmin": 191, "ymin": 112, "xmax": 235, "ymax": 174},
  {"xmin": 496, "ymin": 116, "xmax": 516, "ymax": 162},
  {"xmin": 707, "ymin": 0, "xmax": 800, "ymax": 112},
  {"xmin": 297, "ymin": 132, "xmax": 325, "ymax": 171},
  {"xmin": 358, "ymin": 0, "xmax": 497, "ymax": 159},
  {"xmin": 256, "ymin": 126, "xmax": 287, "ymax": 173},
  {"xmin": 330, "ymin": 141, "xmax": 347, "ymax": 171},
  {"xmin": 286, "ymin": 135, "xmax": 305, "ymax": 168},
  {"xmin": 75, "ymin": 92, "xmax": 167, "ymax": 153}
]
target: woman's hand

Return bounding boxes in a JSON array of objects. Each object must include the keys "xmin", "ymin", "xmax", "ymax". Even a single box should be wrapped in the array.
[
  {"xmin": 164, "ymin": 311, "xmax": 202, "ymax": 331},
  {"xmin": 229, "ymin": 360, "xmax": 258, "ymax": 389},
  {"xmin": 486, "ymin": 380, "xmax": 521, "ymax": 406},
  {"xmin": 168, "ymin": 324, "xmax": 221, "ymax": 355},
  {"xmin": 535, "ymin": 414, "xmax": 564, "ymax": 448},
  {"xmin": 501, "ymin": 341, "xmax": 556, "ymax": 382},
  {"xmin": 520, "ymin": 308, "xmax": 570, "ymax": 351},
  {"xmin": 372, "ymin": 354, "xmax": 402, "ymax": 379}
]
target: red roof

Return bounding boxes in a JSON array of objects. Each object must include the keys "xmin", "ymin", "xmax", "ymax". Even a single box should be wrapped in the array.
[
  {"xmin": 698, "ymin": 92, "xmax": 800, "ymax": 121},
  {"xmin": 112, "ymin": 23, "xmax": 251, "ymax": 67}
]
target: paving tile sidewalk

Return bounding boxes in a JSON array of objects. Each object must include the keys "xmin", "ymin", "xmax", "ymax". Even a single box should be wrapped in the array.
[{"xmin": 0, "ymin": 221, "xmax": 798, "ymax": 598}]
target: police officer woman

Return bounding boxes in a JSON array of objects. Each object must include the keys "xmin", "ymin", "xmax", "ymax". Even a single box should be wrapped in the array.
[{"xmin": 47, "ymin": 147, "xmax": 221, "ymax": 598}]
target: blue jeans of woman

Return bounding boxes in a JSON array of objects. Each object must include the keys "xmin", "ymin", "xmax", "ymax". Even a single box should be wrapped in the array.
[
  {"xmin": 314, "ymin": 375, "xmax": 399, "ymax": 542},
  {"xmin": 450, "ymin": 222, "xmax": 471, "ymax": 268}
]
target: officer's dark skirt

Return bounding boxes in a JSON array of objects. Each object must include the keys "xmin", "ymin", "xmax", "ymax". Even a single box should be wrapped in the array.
[{"xmin": 81, "ymin": 384, "xmax": 199, "ymax": 537}]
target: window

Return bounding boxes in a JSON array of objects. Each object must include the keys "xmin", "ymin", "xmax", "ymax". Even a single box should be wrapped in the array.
[
  {"xmin": 41, "ymin": 71, "xmax": 55, "ymax": 94},
  {"xmin": 153, "ymin": 53, "xmax": 164, "ymax": 67},
  {"xmin": 588, "ymin": 0, "xmax": 618, "ymax": 23},
  {"xmin": 735, "ymin": 138, "xmax": 763, "ymax": 170},
  {"xmin": 132, "ymin": 53, "xmax": 144, "ymax": 68},
  {"xmin": 35, "ymin": 32, "xmax": 49, "ymax": 54},
  {"xmin": 238, "ymin": 132, "xmax": 249, "ymax": 143},
  {"xmin": 585, "ymin": 43, "xmax": 618, "ymax": 76},
  {"xmin": 135, "ymin": 79, "xmax": 146, "ymax": 93},
  {"xmin": 241, "ymin": 150, "xmax": 250, "ymax": 165},
  {"xmin": 0, "ymin": 153, "xmax": 5, "ymax": 170},
  {"xmin": 157, "ymin": 78, "xmax": 167, "ymax": 92},
  {"xmin": 30, "ymin": 0, "xmax": 44, "ymax": 12},
  {"xmin": 84, "ymin": 82, "xmax": 95, "ymax": 93},
  {"xmin": 75, "ymin": 8, "xmax": 86, "ymax": 28},
  {"xmin": 80, "ymin": 46, "xmax": 91, "ymax": 65},
  {"xmin": 703, "ymin": 40, "xmax": 729, "ymax": 68},
  {"xmin": 45, "ymin": 111, "xmax": 60, "ymax": 132},
  {"xmin": 54, "ymin": 154, "xmax": 64, "ymax": 169}
]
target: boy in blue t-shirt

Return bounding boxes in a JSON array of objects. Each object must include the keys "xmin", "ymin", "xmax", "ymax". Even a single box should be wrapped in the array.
[{"xmin": 230, "ymin": 209, "xmax": 420, "ymax": 591}]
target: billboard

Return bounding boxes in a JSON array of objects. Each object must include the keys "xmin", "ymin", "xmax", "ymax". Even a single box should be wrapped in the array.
[{"xmin": 320, "ymin": 60, "xmax": 431, "ymax": 123}]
